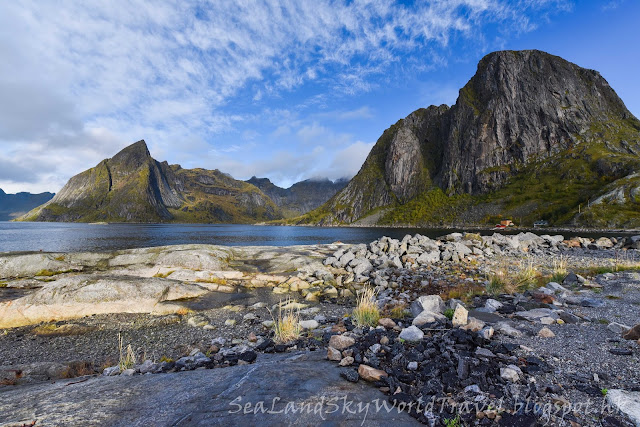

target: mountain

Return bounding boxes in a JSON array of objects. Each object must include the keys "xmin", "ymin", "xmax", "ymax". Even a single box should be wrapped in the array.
[
  {"xmin": 19, "ymin": 141, "xmax": 281, "ymax": 223},
  {"xmin": 297, "ymin": 50, "xmax": 640, "ymax": 228},
  {"xmin": 246, "ymin": 176, "xmax": 348, "ymax": 217},
  {"xmin": 0, "ymin": 189, "xmax": 54, "ymax": 221}
]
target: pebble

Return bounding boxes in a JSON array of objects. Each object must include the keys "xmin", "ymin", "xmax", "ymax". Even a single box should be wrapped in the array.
[
  {"xmin": 102, "ymin": 366, "xmax": 120, "ymax": 376},
  {"xmin": 224, "ymin": 319, "xmax": 236, "ymax": 326},
  {"xmin": 478, "ymin": 326, "xmax": 494, "ymax": 340},
  {"xmin": 327, "ymin": 347, "xmax": 342, "ymax": 361},
  {"xmin": 339, "ymin": 357, "xmax": 354, "ymax": 366},
  {"xmin": 187, "ymin": 314, "xmax": 210, "ymax": 328},
  {"xmin": 299, "ymin": 320, "xmax": 319, "ymax": 330},
  {"xmin": 358, "ymin": 364, "xmax": 388, "ymax": 382},
  {"xmin": 500, "ymin": 365, "xmax": 521, "ymax": 382},
  {"xmin": 378, "ymin": 318, "xmax": 396, "ymax": 329},
  {"xmin": 121, "ymin": 369, "xmax": 135, "ymax": 376},
  {"xmin": 538, "ymin": 327, "xmax": 555, "ymax": 338},
  {"xmin": 607, "ymin": 322, "xmax": 631, "ymax": 335},
  {"xmin": 407, "ymin": 361, "xmax": 418, "ymax": 371},
  {"xmin": 609, "ymin": 348, "xmax": 632, "ymax": 356},
  {"xmin": 328, "ymin": 335, "xmax": 355, "ymax": 350},
  {"xmin": 462, "ymin": 317, "xmax": 485, "ymax": 332},
  {"xmin": 340, "ymin": 369, "xmax": 359, "ymax": 383}
]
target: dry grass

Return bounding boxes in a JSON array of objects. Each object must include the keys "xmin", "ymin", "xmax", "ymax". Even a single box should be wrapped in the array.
[
  {"xmin": 387, "ymin": 302, "xmax": 409, "ymax": 319},
  {"xmin": 486, "ymin": 258, "xmax": 541, "ymax": 295},
  {"xmin": 270, "ymin": 298, "xmax": 302, "ymax": 344},
  {"xmin": 61, "ymin": 361, "xmax": 95, "ymax": 379},
  {"xmin": 352, "ymin": 287, "xmax": 380, "ymax": 327},
  {"xmin": 118, "ymin": 333, "xmax": 137, "ymax": 371},
  {"xmin": 550, "ymin": 255, "xmax": 568, "ymax": 282}
]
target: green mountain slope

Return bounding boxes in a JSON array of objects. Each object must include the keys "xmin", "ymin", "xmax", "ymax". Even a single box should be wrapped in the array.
[
  {"xmin": 294, "ymin": 50, "xmax": 640, "ymax": 228},
  {"xmin": 19, "ymin": 141, "xmax": 281, "ymax": 223}
]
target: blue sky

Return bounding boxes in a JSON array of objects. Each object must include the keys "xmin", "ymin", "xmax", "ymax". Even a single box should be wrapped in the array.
[{"xmin": 0, "ymin": 0, "xmax": 638, "ymax": 194}]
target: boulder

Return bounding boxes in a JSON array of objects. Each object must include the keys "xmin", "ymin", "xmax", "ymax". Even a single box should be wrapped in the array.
[
  {"xmin": 399, "ymin": 326, "xmax": 424, "ymax": 342},
  {"xmin": 452, "ymin": 304, "xmax": 468, "ymax": 327},
  {"xmin": 606, "ymin": 389, "xmax": 640, "ymax": 426},
  {"xmin": 413, "ymin": 295, "xmax": 445, "ymax": 315},
  {"xmin": 0, "ymin": 274, "xmax": 209, "ymax": 328},
  {"xmin": 412, "ymin": 311, "xmax": 446, "ymax": 326}
]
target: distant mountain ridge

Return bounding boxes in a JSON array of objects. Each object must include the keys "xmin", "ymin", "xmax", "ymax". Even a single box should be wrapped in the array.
[
  {"xmin": 295, "ymin": 50, "xmax": 640, "ymax": 228},
  {"xmin": 19, "ymin": 141, "xmax": 341, "ymax": 223},
  {"xmin": 0, "ymin": 189, "xmax": 54, "ymax": 221},
  {"xmin": 246, "ymin": 176, "xmax": 348, "ymax": 217}
]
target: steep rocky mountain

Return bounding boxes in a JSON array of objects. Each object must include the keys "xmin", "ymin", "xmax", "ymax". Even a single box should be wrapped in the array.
[
  {"xmin": 0, "ymin": 189, "xmax": 54, "ymax": 221},
  {"xmin": 300, "ymin": 50, "xmax": 640, "ymax": 228},
  {"xmin": 19, "ymin": 141, "xmax": 281, "ymax": 223},
  {"xmin": 246, "ymin": 176, "xmax": 348, "ymax": 217}
]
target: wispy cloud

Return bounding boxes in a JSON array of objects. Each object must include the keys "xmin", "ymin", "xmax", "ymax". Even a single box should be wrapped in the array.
[{"xmin": 0, "ymin": 0, "xmax": 573, "ymax": 192}]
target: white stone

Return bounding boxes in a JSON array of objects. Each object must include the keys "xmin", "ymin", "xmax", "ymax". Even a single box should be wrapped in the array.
[
  {"xmin": 407, "ymin": 361, "xmax": 418, "ymax": 371},
  {"xmin": 399, "ymin": 326, "xmax": 424, "ymax": 342},
  {"xmin": 452, "ymin": 304, "xmax": 469, "ymax": 327},
  {"xmin": 412, "ymin": 311, "xmax": 446, "ymax": 326},
  {"xmin": 416, "ymin": 295, "xmax": 445, "ymax": 314},
  {"xmin": 299, "ymin": 320, "xmax": 319, "ymax": 330}
]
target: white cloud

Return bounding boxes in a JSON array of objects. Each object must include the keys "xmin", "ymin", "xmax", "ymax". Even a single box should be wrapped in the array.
[{"xmin": 0, "ymin": 0, "xmax": 573, "ymax": 192}]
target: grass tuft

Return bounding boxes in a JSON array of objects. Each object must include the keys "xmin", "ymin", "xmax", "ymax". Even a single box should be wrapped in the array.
[
  {"xmin": 270, "ymin": 298, "xmax": 302, "ymax": 344},
  {"xmin": 118, "ymin": 333, "xmax": 137, "ymax": 372},
  {"xmin": 352, "ymin": 287, "xmax": 380, "ymax": 327}
]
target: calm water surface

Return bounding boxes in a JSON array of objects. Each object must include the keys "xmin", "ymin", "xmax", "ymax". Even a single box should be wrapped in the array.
[{"xmin": 0, "ymin": 222, "xmax": 636, "ymax": 253}]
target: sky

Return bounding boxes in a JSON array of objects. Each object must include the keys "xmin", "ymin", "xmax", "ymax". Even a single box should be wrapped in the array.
[{"xmin": 0, "ymin": 0, "xmax": 638, "ymax": 194}]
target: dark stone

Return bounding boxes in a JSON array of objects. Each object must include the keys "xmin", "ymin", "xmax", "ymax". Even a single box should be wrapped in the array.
[
  {"xmin": 609, "ymin": 348, "xmax": 632, "ymax": 355},
  {"xmin": 255, "ymin": 339, "xmax": 273, "ymax": 351},
  {"xmin": 339, "ymin": 369, "xmax": 359, "ymax": 383},
  {"xmin": 238, "ymin": 351, "xmax": 257, "ymax": 363},
  {"xmin": 498, "ymin": 413, "xmax": 538, "ymax": 426}
]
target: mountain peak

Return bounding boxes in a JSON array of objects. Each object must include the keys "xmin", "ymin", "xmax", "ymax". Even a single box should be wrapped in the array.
[{"xmin": 110, "ymin": 140, "xmax": 151, "ymax": 169}]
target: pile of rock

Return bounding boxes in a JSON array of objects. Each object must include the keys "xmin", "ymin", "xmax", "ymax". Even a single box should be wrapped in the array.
[
  {"xmin": 325, "ymin": 300, "xmax": 553, "ymax": 425},
  {"xmin": 103, "ymin": 343, "xmax": 259, "ymax": 377},
  {"xmin": 321, "ymin": 232, "xmax": 639, "ymax": 287}
]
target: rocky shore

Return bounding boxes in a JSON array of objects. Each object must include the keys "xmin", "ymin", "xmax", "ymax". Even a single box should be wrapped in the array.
[{"xmin": 1, "ymin": 232, "xmax": 639, "ymax": 426}]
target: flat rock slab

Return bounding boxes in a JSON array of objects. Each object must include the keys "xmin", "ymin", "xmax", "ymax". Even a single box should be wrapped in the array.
[{"xmin": 0, "ymin": 351, "xmax": 419, "ymax": 426}]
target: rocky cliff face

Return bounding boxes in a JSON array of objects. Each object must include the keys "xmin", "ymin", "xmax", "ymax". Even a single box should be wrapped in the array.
[
  {"xmin": 20, "ymin": 141, "xmax": 281, "ymax": 223},
  {"xmin": 246, "ymin": 177, "xmax": 348, "ymax": 217},
  {"xmin": 307, "ymin": 50, "xmax": 640, "ymax": 227},
  {"xmin": 0, "ymin": 189, "xmax": 54, "ymax": 221}
]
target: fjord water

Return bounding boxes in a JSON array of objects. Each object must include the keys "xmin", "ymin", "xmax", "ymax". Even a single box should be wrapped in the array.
[{"xmin": 0, "ymin": 222, "xmax": 634, "ymax": 253}]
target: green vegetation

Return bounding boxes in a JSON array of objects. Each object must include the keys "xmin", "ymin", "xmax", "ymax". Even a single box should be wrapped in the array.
[
  {"xmin": 443, "ymin": 308, "xmax": 455, "ymax": 320},
  {"xmin": 379, "ymin": 188, "xmax": 471, "ymax": 226},
  {"xmin": 444, "ymin": 414, "xmax": 462, "ymax": 427}
]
